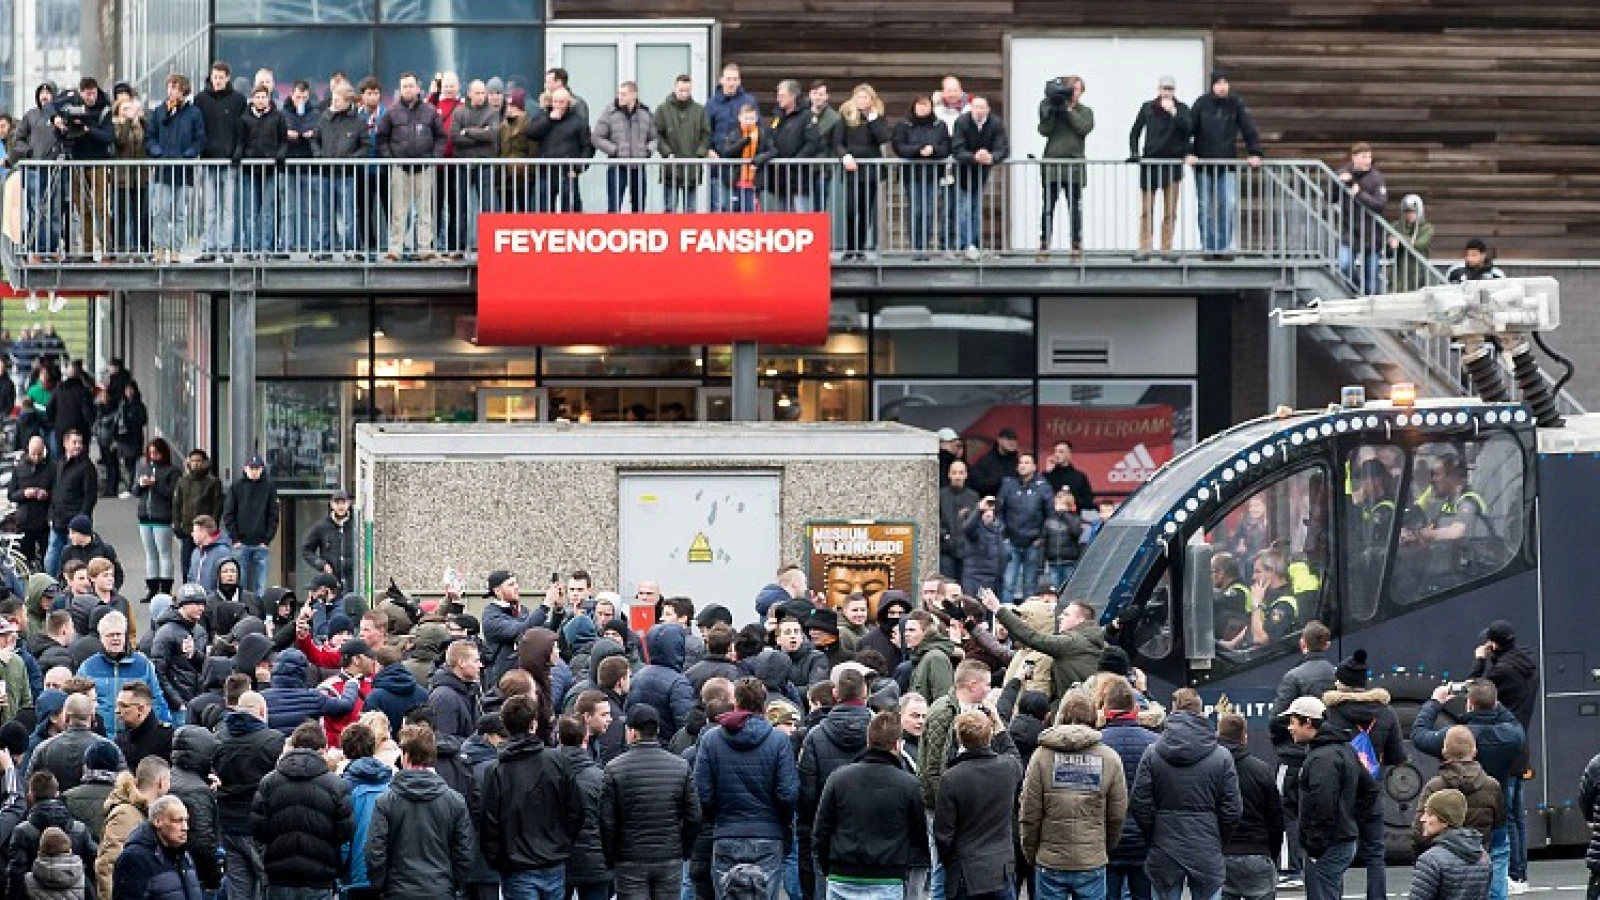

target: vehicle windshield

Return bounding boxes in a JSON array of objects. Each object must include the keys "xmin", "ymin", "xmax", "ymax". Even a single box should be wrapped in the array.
[
  {"xmin": 1065, "ymin": 520, "xmax": 1153, "ymax": 607},
  {"xmin": 1116, "ymin": 416, "xmax": 1311, "ymax": 524}
]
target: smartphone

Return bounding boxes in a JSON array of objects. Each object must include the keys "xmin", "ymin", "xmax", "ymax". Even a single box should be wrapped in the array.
[{"xmin": 550, "ymin": 571, "xmax": 561, "ymax": 585}]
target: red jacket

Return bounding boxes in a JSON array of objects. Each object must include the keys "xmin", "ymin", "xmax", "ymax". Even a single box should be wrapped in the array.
[
  {"xmin": 296, "ymin": 632, "xmax": 342, "ymax": 670},
  {"xmin": 316, "ymin": 670, "xmax": 373, "ymax": 746},
  {"xmin": 429, "ymin": 93, "xmax": 462, "ymax": 157}
]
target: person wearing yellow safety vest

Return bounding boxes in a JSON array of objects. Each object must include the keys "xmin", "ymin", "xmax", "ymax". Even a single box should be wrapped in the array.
[
  {"xmin": 1221, "ymin": 548, "xmax": 1298, "ymax": 651},
  {"xmin": 1416, "ymin": 456, "xmax": 1485, "ymax": 545},
  {"xmin": 1351, "ymin": 459, "xmax": 1399, "ymax": 544},
  {"xmin": 1210, "ymin": 551, "xmax": 1252, "ymax": 644}
]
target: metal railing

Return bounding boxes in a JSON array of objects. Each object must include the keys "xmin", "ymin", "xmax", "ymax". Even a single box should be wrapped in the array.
[{"xmin": 4, "ymin": 156, "xmax": 1438, "ymax": 268}]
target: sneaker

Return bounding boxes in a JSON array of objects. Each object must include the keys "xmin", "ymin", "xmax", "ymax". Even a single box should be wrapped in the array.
[
  {"xmin": 48, "ymin": 294, "xmax": 68, "ymax": 313},
  {"xmin": 118, "ymin": 491, "xmax": 131, "ymax": 500},
  {"xmin": 1508, "ymin": 880, "xmax": 1529, "ymax": 895},
  {"xmin": 963, "ymin": 245, "xmax": 981, "ymax": 261},
  {"xmin": 195, "ymin": 253, "xmax": 216, "ymax": 263},
  {"xmin": 1277, "ymin": 875, "xmax": 1303, "ymax": 889},
  {"xmin": 1133, "ymin": 250, "xmax": 1152, "ymax": 262}
]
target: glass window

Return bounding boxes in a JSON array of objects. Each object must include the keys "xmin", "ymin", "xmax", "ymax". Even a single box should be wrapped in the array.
[
  {"xmin": 216, "ymin": 0, "xmax": 375, "ymax": 24},
  {"xmin": 371, "ymin": 378, "xmax": 537, "ymax": 424},
  {"xmin": 543, "ymin": 346, "xmax": 701, "ymax": 378},
  {"xmin": 872, "ymin": 296, "xmax": 1033, "ymax": 376},
  {"xmin": 1136, "ymin": 562, "xmax": 1173, "ymax": 661},
  {"xmin": 375, "ymin": 298, "xmax": 535, "ymax": 378},
  {"xmin": 1037, "ymin": 380, "xmax": 1197, "ymax": 498},
  {"xmin": 1391, "ymin": 435, "xmax": 1527, "ymax": 606},
  {"xmin": 261, "ymin": 381, "xmax": 351, "ymax": 490},
  {"xmin": 1344, "ymin": 444, "xmax": 1405, "ymax": 622},
  {"xmin": 875, "ymin": 380, "xmax": 1034, "ymax": 494},
  {"xmin": 215, "ymin": 28, "xmax": 375, "ymax": 88},
  {"xmin": 708, "ymin": 301, "xmax": 869, "ymax": 378},
  {"xmin": 257, "ymin": 297, "xmax": 368, "ymax": 376},
  {"xmin": 378, "ymin": 27, "xmax": 541, "ymax": 96},
  {"xmin": 768, "ymin": 379, "xmax": 868, "ymax": 422},
  {"xmin": 544, "ymin": 384, "xmax": 699, "ymax": 423},
  {"xmin": 557, "ymin": 44, "xmax": 619, "ymax": 110},
  {"xmin": 635, "ymin": 43, "xmax": 691, "ymax": 103},
  {"xmin": 1201, "ymin": 466, "xmax": 1330, "ymax": 659},
  {"xmin": 381, "ymin": 0, "xmax": 540, "ymax": 22}
]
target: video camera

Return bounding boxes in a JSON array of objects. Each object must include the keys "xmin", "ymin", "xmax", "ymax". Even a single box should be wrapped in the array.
[
  {"xmin": 51, "ymin": 95, "xmax": 98, "ymax": 148},
  {"xmin": 1044, "ymin": 77, "xmax": 1074, "ymax": 105}
]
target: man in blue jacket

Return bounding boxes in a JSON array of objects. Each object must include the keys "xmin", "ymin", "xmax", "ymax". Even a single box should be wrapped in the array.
[
  {"xmin": 997, "ymin": 452, "xmax": 1053, "ymax": 603},
  {"xmin": 259, "ymin": 647, "xmax": 362, "ymax": 736},
  {"xmin": 75, "ymin": 610, "xmax": 172, "ymax": 739},
  {"xmin": 364, "ymin": 646, "xmax": 430, "ymax": 739},
  {"xmin": 626, "ymin": 624, "xmax": 695, "ymax": 738},
  {"xmin": 704, "ymin": 63, "xmax": 754, "ymax": 213},
  {"xmin": 694, "ymin": 677, "xmax": 797, "ymax": 900},
  {"xmin": 144, "ymin": 73, "xmax": 205, "ymax": 264}
]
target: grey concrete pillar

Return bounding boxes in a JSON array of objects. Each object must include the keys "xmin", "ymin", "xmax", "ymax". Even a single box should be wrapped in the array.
[
  {"xmin": 1268, "ymin": 290, "xmax": 1298, "ymax": 411},
  {"xmin": 732, "ymin": 341, "xmax": 759, "ymax": 422},
  {"xmin": 230, "ymin": 289, "xmax": 256, "ymax": 471}
]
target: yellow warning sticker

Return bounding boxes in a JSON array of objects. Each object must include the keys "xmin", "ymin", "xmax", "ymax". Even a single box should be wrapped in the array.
[{"xmin": 688, "ymin": 533, "xmax": 713, "ymax": 563}]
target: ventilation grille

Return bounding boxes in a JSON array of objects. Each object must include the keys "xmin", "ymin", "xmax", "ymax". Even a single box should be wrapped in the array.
[{"xmin": 1048, "ymin": 337, "xmax": 1112, "ymax": 371}]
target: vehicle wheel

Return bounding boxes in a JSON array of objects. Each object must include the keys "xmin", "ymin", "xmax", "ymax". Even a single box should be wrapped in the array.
[{"xmin": 1372, "ymin": 670, "xmax": 1460, "ymax": 863}]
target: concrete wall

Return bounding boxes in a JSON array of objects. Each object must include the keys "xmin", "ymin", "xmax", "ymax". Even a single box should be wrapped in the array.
[{"xmin": 358, "ymin": 424, "xmax": 939, "ymax": 615}]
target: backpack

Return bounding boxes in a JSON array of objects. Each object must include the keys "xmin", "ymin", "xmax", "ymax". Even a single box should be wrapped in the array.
[{"xmin": 1350, "ymin": 720, "xmax": 1380, "ymax": 779}]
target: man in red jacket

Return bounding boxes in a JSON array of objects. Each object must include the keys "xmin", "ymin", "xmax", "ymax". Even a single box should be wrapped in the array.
[{"xmin": 315, "ymin": 639, "xmax": 376, "ymax": 746}]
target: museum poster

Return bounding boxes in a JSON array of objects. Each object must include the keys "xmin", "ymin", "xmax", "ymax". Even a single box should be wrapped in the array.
[{"xmin": 804, "ymin": 521, "xmax": 917, "ymax": 615}]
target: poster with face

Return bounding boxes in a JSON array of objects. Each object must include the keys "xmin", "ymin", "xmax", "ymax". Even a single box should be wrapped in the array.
[{"xmin": 805, "ymin": 521, "xmax": 917, "ymax": 615}]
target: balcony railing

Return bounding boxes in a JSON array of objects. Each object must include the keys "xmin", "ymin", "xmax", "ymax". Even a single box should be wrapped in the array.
[{"xmin": 1, "ymin": 157, "xmax": 1431, "ymax": 274}]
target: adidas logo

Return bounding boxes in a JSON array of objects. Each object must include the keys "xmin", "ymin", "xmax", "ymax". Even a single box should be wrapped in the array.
[{"xmin": 1108, "ymin": 444, "xmax": 1160, "ymax": 483}]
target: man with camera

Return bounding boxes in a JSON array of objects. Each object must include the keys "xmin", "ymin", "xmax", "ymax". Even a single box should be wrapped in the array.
[
  {"xmin": 1185, "ymin": 70, "xmax": 1262, "ymax": 260},
  {"xmin": 1037, "ymin": 76, "xmax": 1094, "ymax": 259},
  {"xmin": 49, "ymin": 77, "xmax": 114, "ymax": 261}
]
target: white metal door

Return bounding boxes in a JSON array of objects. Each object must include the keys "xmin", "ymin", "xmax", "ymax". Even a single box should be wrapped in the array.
[
  {"xmin": 618, "ymin": 472, "xmax": 780, "ymax": 625},
  {"xmin": 545, "ymin": 22, "xmax": 713, "ymax": 212}
]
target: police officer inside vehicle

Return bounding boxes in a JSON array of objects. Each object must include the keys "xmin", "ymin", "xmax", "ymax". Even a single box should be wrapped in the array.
[
  {"xmin": 1221, "ymin": 548, "xmax": 1298, "ymax": 651},
  {"xmin": 1211, "ymin": 551, "xmax": 1251, "ymax": 644}
]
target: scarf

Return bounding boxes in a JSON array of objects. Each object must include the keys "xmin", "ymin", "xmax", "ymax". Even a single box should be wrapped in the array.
[{"xmin": 737, "ymin": 123, "xmax": 760, "ymax": 189}]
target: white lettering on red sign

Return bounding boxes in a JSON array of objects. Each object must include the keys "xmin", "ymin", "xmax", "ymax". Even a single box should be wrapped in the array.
[{"xmin": 492, "ymin": 227, "xmax": 816, "ymax": 255}]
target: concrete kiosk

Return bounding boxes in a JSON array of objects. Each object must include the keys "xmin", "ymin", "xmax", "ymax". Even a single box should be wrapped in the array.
[{"xmin": 354, "ymin": 422, "xmax": 938, "ymax": 624}]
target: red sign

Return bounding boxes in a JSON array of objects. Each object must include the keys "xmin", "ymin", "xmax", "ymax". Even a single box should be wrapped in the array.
[
  {"xmin": 964, "ymin": 404, "xmax": 1177, "ymax": 493},
  {"xmin": 476, "ymin": 213, "xmax": 832, "ymax": 346}
]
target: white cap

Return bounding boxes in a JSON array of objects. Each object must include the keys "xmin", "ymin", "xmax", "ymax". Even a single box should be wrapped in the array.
[
  {"xmin": 1280, "ymin": 696, "xmax": 1326, "ymax": 720},
  {"xmin": 831, "ymin": 661, "xmax": 873, "ymax": 684},
  {"xmin": 936, "ymin": 427, "xmax": 960, "ymax": 442}
]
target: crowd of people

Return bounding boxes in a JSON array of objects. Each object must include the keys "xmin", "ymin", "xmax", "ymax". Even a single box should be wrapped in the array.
[
  {"xmin": 0, "ymin": 504, "xmax": 1559, "ymax": 900},
  {"xmin": 0, "ymin": 62, "xmax": 1454, "ymax": 268}
]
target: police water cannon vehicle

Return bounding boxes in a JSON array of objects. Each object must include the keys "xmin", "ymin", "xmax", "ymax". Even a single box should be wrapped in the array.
[{"xmin": 1073, "ymin": 277, "xmax": 1595, "ymax": 856}]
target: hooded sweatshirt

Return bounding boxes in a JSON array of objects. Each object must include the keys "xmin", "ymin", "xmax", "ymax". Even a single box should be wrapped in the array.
[
  {"xmin": 6, "ymin": 83, "xmax": 62, "ymax": 166},
  {"xmin": 628, "ymin": 625, "xmax": 695, "ymax": 736}
]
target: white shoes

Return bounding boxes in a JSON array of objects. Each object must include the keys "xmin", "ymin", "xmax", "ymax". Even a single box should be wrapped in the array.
[{"xmin": 1507, "ymin": 879, "xmax": 1529, "ymax": 895}]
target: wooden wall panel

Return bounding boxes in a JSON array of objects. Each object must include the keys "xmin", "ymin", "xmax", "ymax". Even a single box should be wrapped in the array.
[{"xmin": 553, "ymin": 0, "xmax": 1600, "ymax": 257}]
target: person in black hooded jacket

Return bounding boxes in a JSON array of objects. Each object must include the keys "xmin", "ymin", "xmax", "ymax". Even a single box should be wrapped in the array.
[
  {"xmin": 1130, "ymin": 697, "xmax": 1242, "ymax": 900},
  {"xmin": 233, "ymin": 84, "xmax": 288, "ymax": 258},
  {"xmin": 1322, "ymin": 650, "xmax": 1404, "ymax": 900},
  {"xmin": 1184, "ymin": 70, "xmax": 1262, "ymax": 258},
  {"xmin": 797, "ymin": 670, "xmax": 873, "ymax": 900},
  {"xmin": 481, "ymin": 695, "xmax": 585, "ymax": 881},
  {"xmin": 1286, "ymin": 696, "xmax": 1377, "ymax": 900},
  {"xmin": 250, "ymin": 722, "xmax": 353, "ymax": 892},
  {"xmin": 195, "ymin": 63, "xmax": 247, "ymax": 261},
  {"xmin": 214, "ymin": 692, "xmax": 284, "ymax": 900},
  {"xmin": 6, "ymin": 771, "xmax": 96, "ymax": 900},
  {"xmin": 756, "ymin": 81, "xmax": 823, "ymax": 212},
  {"xmin": 48, "ymin": 77, "xmax": 115, "ymax": 259},
  {"xmin": 1127, "ymin": 75, "xmax": 1193, "ymax": 261},
  {"xmin": 167, "ymin": 725, "xmax": 222, "ymax": 891},
  {"xmin": 1470, "ymin": 619, "xmax": 1538, "ymax": 889}
]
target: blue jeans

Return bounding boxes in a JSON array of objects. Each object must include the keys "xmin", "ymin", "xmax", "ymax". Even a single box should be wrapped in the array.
[
  {"xmin": 1338, "ymin": 244, "xmax": 1382, "ymax": 295},
  {"xmin": 1106, "ymin": 864, "xmax": 1152, "ymax": 900},
  {"xmin": 241, "ymin": 171, "xmax": 279, "ymax": 253},
  {"xmin": 1490, "ymin": 826, "xmax": 1509, "ymax": 900},
  {"xmin": 827, "ymin": 881, "xmax": 904, "ymax": 900},
  {"xmin": 1004, "ymin": 544, "xmax": 1042, "ymax": 603},
  {"xmin": 608, "ymin": 166, "xmax": 648, "ymax": 213},
  {"xmin": 201, "ymin": 166, "xmax": 238, "ymax": 253},
  {"xmin": 784, "ymin": 836, "xmax": 801, "ymax": 900},
  {"xmin": 234, "ymin": 544, "xmax": 269, "ymax": 594},
  {"xmin": 664, "ymin": 182, "xmax": 698, "ymax": 212},
  {"xmin": 140, "ymin": 524, "xmax": 176, "ymax": 581},
  {"xmin": 710, "ymin": 173, "xmax": 733, "ymax": 212},
  {"xmin": 284, "ymin": 171, "xmax": 321, "ymax": 253},
  {"xmin": 1505, "ymin": 775, "xmax": 1526, "ymax": 881},
  {"xmin": 711, "ymin": 838, "xmax": 783, "ymax": 900},
  {"xmin": 502, "ymin": 866, "xmax": 566, "ymax": 900},
  {"xmin": 1302, "ymin": 839, "xmax": 1356, "ymax": 900},
  {"xmin": 1047, "ymin": 562, "xmax": 1077, "ymax": 592},
  {"xmin": 44, "ymin": 527, "xmax": 68, "ymax": 579},
  {"xmin": 732, "ymin": 187, "xmax": 759, "ymax": 213},
  {"xmin": 149, "ymin": 179, "xmax": 190, "ymax": 254},
  {"xmin": 939, "ymin": 180, "xmax": 959, "ymax": 250},
  {"xmin": 1357, "ymin": 796, "xmax": 1386, "ymax": 900},
  {"xmin": 320, "ymin": 174, "xmax": 357, "ymax": 254},
  {"xmin": 26, "ymin": 169, "xmax": 64, "ymax": 254},
  {"xmin": 956, "ymin": 168, "xmax": 992, "ymax": 250},
  {"xmin": 1195, "ymin": 167, "xmax": 1238, "ymax": 253},
  {"xmin": 1036, "ymin": 866, "xmax": 1106, "ymax": 900},
  {"xmin": 904, "ymin": 172, "xmax": 936, "ymax": 251}
]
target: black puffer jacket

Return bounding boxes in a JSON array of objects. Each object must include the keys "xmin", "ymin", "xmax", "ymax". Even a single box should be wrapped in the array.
[
  {"xmin": 367, "ymin": 767, "xmax": 475, "ymax": 899},
  {"xmin": 891, "ymin": 110, "xmax": 950, "ymax": 161},
  {"xmin": 600, "ymin": 738, "xmax": 700, "ymax": 864},
  {"xmin": 251, "ymin": 748, "xmax": 353, "ymax": 887},
  {"xmin": 1297, "ymin": 721, "xmax": 1378, "ymax": 858},
  {"xmin": 1129, "ymin": 711, "xmax": 1242, "ymax": 896},
  {"xmin": 5, "ymin": 798, "xmax": 95, "ymax": 900},
  {"xmin": 233, "ymin": 103, "xmax": 287, "ymax": 163},
  {"xmin": 798, "ymin": 704, "xmax": 871, "ymax": 840},
  {"xmin": 48, "ymin": 452, "xmax": 97, "ymax": 530},
  {"xmin": 168, "ymin": 726, "xmax": 222, "ymax": 889},
  {"xmin": 1410, "ymin": 827, "xmax": 1492, "ymax": 900},
  {"xmin": 8, "ymin": 455, "xmax": 54, "ymax": 533},
  {"xmin": 150, "ymin": 608, "xmax": 207, "ymax": 709},
  {"xmin": 481, "ymin": 735, "xmax": 584, "ymax": 871},
  {"xmin": 1222, "ymin": 740, "xmax": 1284, "ymax": 857},
  {"xmin": 560, "ymin": 745, "xmax": 610, "ymax": 885},
  {"xmin": 196, "ymin": 84, "xmax": 246, "ymax": 159},
  {"xmin": 214, "ymin": 711, "xmax": 286, "ymax": 836},
  {"xmin": 685, "ymin": 655, "xmax": 742, "ymax": 697},
  {"xmin": 1471, "ymin": 643, "xmax": 1539, "ymax": 733}
]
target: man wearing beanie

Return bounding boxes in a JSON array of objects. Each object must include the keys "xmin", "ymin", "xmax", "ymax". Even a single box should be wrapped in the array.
[
  {"xmin": 1184, "ymin": 69, "xmax": 1263, "ymax": 258},
  {"xmin": 1411, "ymin": 789, "xmax": 1491, "ymax": 900},
  {"xmin": 1323, "ymin": 649, "xmax": 1404, "ymax": 900}
]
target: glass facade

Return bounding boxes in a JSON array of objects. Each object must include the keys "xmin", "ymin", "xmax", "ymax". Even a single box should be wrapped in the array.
[{"xmin": 213, "ymin": 0, "xmax": 543, "ymax": 102}]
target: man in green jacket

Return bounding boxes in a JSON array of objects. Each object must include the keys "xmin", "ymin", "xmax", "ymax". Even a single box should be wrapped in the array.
[
  {"xmin": 655, "ymin": 75, "xmax": 711, "ymax": 212},
  {"xmin": 906, "ymin": 611, "xmax": 956, "ymax": 703},
  {"xmin": 1389, "ymin": 193, "xmax": 1436, "ymax": 293},
  {"xmin": 1038, "ymin": 76, "xmax": 1094, "ymax": 257},
  {"xmin": 990, "ymin": 595, "xmax": 1106, "ymax": 698}
]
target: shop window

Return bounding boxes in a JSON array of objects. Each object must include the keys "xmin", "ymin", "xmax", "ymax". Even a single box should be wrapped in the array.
[
  {"xmin": 1390, "ymin": 435, "xmax": 1527, "ymax": 607},
  {"xmin": 875, "ymin": 380, "xmax": 1034, "ymax": 494},
  {"xmin": 871, "ymin": 296, "xmax": 1034, "ymax": 377},
  {"xmin": 257, "ymin": 297, "xmax": 368, "ymax": 377},
  {"xmin": 1036, "ymin": 380, "xmax": 1196, "ymax": 498}
]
